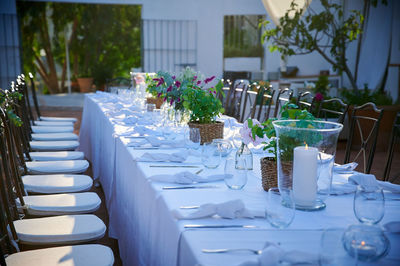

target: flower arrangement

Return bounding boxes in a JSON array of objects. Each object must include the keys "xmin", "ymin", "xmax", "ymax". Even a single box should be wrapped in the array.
[{"xmin": 240, "ymin": 119, "xmax": 266, "ymax": 146}]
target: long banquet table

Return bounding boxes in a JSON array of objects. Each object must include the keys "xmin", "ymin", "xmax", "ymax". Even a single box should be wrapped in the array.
[{"xmin": 79, "ymin": 92, "xmax": 400, "ymax": 266}]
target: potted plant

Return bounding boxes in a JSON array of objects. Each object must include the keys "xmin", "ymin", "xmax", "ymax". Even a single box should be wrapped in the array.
[
  {"xmin": 249, "ymin": 103, "xmax": 316, "ymax": 191},
  {"xmin": 77, "ymin": 70, "xmax": 93, "ymax": 93},
  {"xmin": 182, "ymin": 75, "xmax": 225, "ymax": 144}
]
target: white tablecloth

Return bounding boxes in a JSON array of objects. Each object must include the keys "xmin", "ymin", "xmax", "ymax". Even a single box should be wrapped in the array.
[{"xmin": 79, "ymin": 93, "xmax": 400, "ymax": 266}]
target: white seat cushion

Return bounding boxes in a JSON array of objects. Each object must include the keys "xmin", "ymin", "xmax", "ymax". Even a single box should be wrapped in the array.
[
  {"xmin": 35, "ymin": 121, "xmax": 74, "ymax": 127},
  {"xmin": 22, "ymin": 174, "xmax": 93, "ymax": 194},
  {"xmin": 30, "ymin": 151, "xmax": 84, "ymax": 161},
  {"xmin": 40, "ymin": 116, "xmax": 77, "ymax": 123},
  {"xmin": 31, "ymin": 133, "xmax": 78, "ymax": 141},
  {"xmin": 18, "ymin": 192, "xmax": 101, "ymax": 216},
  {"xmin": 32, "ymin": 126, "xmax": 74, "ymax": 133},
  {"xmin": 6, "ymin": 244, "xmax": 114, "ymax": 266},
  {"xmin": 13, "ymin": 215, "xmax": 106, "ymax": 245},
  {"xmin": 26, "ymin": 160, "xmax": 89, "ymax": 174},
  {"xmin": 30, "ymin": 140, "xmax": 79, "ymax": 151}
]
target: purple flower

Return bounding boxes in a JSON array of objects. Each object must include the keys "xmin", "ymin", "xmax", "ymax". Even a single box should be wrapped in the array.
[
  {"xmin": 163, "ymin": 97, "xmax": 167, "ymax": 102},
  {"xmin": 196, "ymin": 80, "xmax": 201, "ymax": 85},
  {"xmin": 153, "ymin": 77, "xmax": 165, "ymax": 87},
  {"xmin": 157, "ymin": 92, "xmax": 162, "ymax": 98},
  {"xmin": 193, "ymin": 76, "xmax": 197, "ymax": 81},
  {"xmin": 315, "ymin": 92, "xmax": 324, "ymax": 102},
  {"xmin": 170, "ymin": 98, "xmax": 174, "ymax": 105},
  {"xmin": 166, "ymin": 85, "xmax": 172, "ymax": 92},
  {"xmin": 175, "ymin": 81, "xmax": 181, "ymax": 88},
  {"xmin": 172, "ymin": 75, "xmax": 176, "ymax": 80},
  {"xmin": 204, "ymin": 76, "xmax": 215, "ymax": 84},
  {"xmin": 177, "ymin": 97, "xmax": 181, "ymax": 102}
]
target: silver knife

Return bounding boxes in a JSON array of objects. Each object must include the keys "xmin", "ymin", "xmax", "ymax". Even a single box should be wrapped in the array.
[
  {"xmin": 184, "ymin": 224, "xmax": 257, "ymax": 229},
  {"xmin": 163, "ymin": 185, "xmax": 218, "ymax": 190},
  {"xmin": 151, "ymin": 165, "xmax": 200, "ymax": 168}
]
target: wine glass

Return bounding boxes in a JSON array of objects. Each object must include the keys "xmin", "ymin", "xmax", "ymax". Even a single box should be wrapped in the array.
[
  {"xmin": 353, "ymin": 185, "xmax": 385, "ymax": 225},
  {"xmin": 266, "ymin": 188, "xmax": 295, "ymax": 229},
  {"xmin": 184, "ymin": 128, "xmax": 201, "ymax": 150},
  {"xmin": 201, "ymin": 142, "xmax": 221, "ymax": 169},
  {"xmin": 224, "ymin": 158, "xmax": 247, "ymax": 190}
]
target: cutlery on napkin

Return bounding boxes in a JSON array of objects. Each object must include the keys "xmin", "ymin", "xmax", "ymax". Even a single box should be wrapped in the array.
[
  {"xmin": 149, "ymin": 171, "xmax": 224, "ymax": 184},
  {"xmin": 237, "ymin": 242, "xmax": 318, "ymax": 266},
  {"xmin": 162, "ymin": 185, "xmax": 219, "ymax": 190},
  {"xmin": 331, "ymin": 172, "xmax": 400, "ymax": 195},
  {"xmin": 173, "ymin": 199, "xmax": 265, "ymax": 219},
  {"xmin": 138, "ymin": 149, "xmax": 200, "ymax": 163}
]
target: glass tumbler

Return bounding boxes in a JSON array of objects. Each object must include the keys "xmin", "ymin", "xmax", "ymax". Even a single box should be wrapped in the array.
[
  {"xmin": 266, "ymin": 188, "xmax": 295, "ymax": 228},
  {"xmin": 201, "ymin": 142, "xmax": 221, "ymax": 169},
  {"xmin": 224, "ymin": 158, "xmax": 247, "ymax": 190},
  {"xmin": 354, "ymin": 185, "xmax": 385, "ymax": 225}
]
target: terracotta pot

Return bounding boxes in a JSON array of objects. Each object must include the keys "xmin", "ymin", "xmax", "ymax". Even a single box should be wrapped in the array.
[
  {"xmin": 347, "ymin": 105, "xmax": 400, "ymax": 151},
  {"xmin": 188, "ymin": 121, "xmax": 224, "ymax": 144},
  {"xmin": 146, "ymin": 97, "xmax": 163, "ymax": 109},
  {"xmin": 77, "ymin": 77, "xmax": 94, "ymax": 93}
]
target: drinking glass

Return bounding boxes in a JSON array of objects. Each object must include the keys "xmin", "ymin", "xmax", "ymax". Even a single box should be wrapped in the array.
[
  {"xmin": 224, "ymin": 158, "xmax": 247, "ymax": 190},
  {"xmin": 184, "ymin": 128, "xmax": 201, "ymax": 150},
  {"xmin": 354, "ymin": 186, "xmax": 385, "ymax": 225},
  {"xmin": 266, "ymin": 188, "xmax": 295, "ymax": 228},
  {"xmin": 201, "ymin": 142, "xmax": 221, "ymax": 169},
  {"xmin": 146, "ymin": 103, "xmax": 156, "ymax": 112},
  {"xmin": 231, "ymin": 129, "xmax": 242, "ymax": 149},
  {"xmin": 320, "ymin": 228, "xmax": 357, "ymax": 265},
  {"xmin": 212, "ymin": 139, "xmax": 232, "ymax": 157}
]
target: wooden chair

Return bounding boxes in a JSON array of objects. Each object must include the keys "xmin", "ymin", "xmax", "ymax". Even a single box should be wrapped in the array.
[
  {"xmin": 273, "ymin": 88, "xmax": 293, "ymax": 118},
  {"xmin": 316, "ymin": 98, "xmax": 349, "ymax": 124},
  {"xmin": 226, "ymin": 80, "xmax": 249, "ymax": 119},
  {"xmin": 259, "ymin": 85, "xmax": 276, "ymax": 122},
  {"xmin": 344, "ymin": 103, "xmax": 384, "ymax": 174},
  {"xmin": 296, "ymin": 91, "xmax": 315, "ymax": 112},
  {"xmin": 240, "ymin": 83, "xmax": 260, "ymax": 122},
  {"xmin": 383, "ymin": 113, "xmax": 400, "ymax": 182}
]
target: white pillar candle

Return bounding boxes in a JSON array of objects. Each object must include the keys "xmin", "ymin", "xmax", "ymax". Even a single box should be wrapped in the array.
[{"xmin": 292, "ymin": 145, "xmax": 318, "ymax": 206}]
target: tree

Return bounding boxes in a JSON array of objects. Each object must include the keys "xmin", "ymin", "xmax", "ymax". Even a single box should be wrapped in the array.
[{"xmin": 260, "ymin": 0, "xmax": 364, "ymax": 90}]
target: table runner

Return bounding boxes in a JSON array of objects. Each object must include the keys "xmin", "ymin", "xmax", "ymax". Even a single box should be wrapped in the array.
[{"xmin": 79, "ymin": 93, "xmax": 400, "ymax": 265}]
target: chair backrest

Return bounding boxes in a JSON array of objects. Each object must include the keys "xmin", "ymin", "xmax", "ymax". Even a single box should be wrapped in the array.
[
  {"xmin": 232, "ymin": 82, "xmax": 249, "ymax": 120},
  {"xmin": 259, "ymin": 85, "xmax": 276, "ymax": 122},
  {"xmin": 296, "ymin": 91, "xmax": 315, "ymax": 112},
  {"xmin": 316, "ymin": 97, "xmax": 349, "ymax": 124},
  {"xmin": 273, "ymin": 88, "xmax": 293, "ymax": 118},
  {"xmin": 28, "ymin": 72, "xmax": 41, "ymax": 119},
  {"xmin": 225, "ymin": 80, "xmax": 248, "ymax": 118},
  {"xmin": 240, "ymin": 83, "xmax": 260, "ymax": 123},
  {"xmin": 19, "ymin": 74, "xmax": 35, "ymax": 123},
  {"xmin": 383, "ymin": 112, "xmax": 400, "ymax": 182},
  {"xmin": 344, "ymin": 102, "xmax": 384, "ymax": 174}
]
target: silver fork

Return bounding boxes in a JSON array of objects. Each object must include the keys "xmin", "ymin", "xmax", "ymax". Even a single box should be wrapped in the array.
[{"xmin": 202, "ymin": 248, "xmax": 262, "ymax": 255}]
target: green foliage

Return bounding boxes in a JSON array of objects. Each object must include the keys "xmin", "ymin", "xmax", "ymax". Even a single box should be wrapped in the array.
[
  {"xmin": 259, "ymin": 0, "xmax": 364, "ymax": 89},
  {"xmin": 314, "ymin": 75, "xmax": 330, "ymax": 96},
  {"xmin": 18, "ymin": 2, "xmax": 141, "ymax": 92},
  {"xmin": 0, "ymin": 89, "xmax": 23, "ymax": 127},
  {"xmin": 182, "ymin": 80, "xmax": 225, "ymax": 124},
  {"xmin": 249, "ymin": 103, "xmax": 316, "ymax": 160},
  {"xmin": 340, "ymin": 85, "xmax": 393, "ymax": 106}
]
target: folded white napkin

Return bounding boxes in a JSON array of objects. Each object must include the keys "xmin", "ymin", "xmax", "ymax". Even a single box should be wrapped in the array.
[
  {"xmin": 333, "ymin": 162, "xmax": 358, "ymax": 172},
  {"xmin": 330, "ymin": 183, "xmax": 357, "ymax": 195},
  {"xmin": 239, "ymin": 242, "xmax": 319, "ymax": 266},
  {"xmin": 134, "ymin": 126, "xmax": 161, "ymax": 136},
  {"xmin": 139, "ymin": 152, "xmax": 186, "ymax": 162},
  {"xmin": 145, "ymin": 136, "xmax": 184, "ymax": 148},
  {"xmin": 173, "ymin": 199, "xmax": 265, "ymax": 219},
  {"xmin": 384, "ymin": 221, "xmax": 400, "ymax": 233},
  {"xmin": 149, "ymin": 170, "xmax": 223, "ymax": 184},
  {"xmin": 331, "ymin": 173, "xmax": 400, "ymax": 194}
]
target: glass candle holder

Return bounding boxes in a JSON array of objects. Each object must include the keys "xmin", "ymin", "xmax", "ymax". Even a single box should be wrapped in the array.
[{"xmin": 272, "ymin": 120, "xmax": 343, "ymax": 211}]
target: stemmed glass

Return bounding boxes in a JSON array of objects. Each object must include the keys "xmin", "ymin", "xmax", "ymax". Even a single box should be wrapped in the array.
[
  {"xmin": 224, "ymin": 158, "xmax": 247, "ymax": 190},
  {"xmin": 353, "ymin": 185, "xmax": 385, "ymax": 225}
]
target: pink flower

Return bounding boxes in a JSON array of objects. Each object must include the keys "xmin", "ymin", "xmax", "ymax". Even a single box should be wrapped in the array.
[
  {"xmin": 170, "ymin": 98, "xmax": 174, "ymax": 105},
  {"xmin": 167, "ymin": 85, "xmax": 172, "ymax": 92},
  {"xmin": 157, "ymin": 92, "xmax": 162, "ymax": 98},
  {"xmin": 172, "ymin": 75, "xmax": 176, "ymax": 80},
  {"xmin": 315, "ymin": 92, "xmax": 324, "ymax": 102},
  {"xmin": 175, "ymin": 81, "xmax": 181, "ymax": 88},
  {"xmin": 196, "ymin": 80, "xmax": 201, "ymax": 85},
  {"xmin": 204, "ymin": 76, "xmax": 215, "ymax": 84},
  {"xmin": 193, "ymin": 76, "xmax": 197, "ymax": 81},
  {"xmin": 240, "ymin": 119, "xmax": 265, "ymax": 145},
  {"xmin": 153, "ymin": 77, "xmax": 165, "ymax": 87}
]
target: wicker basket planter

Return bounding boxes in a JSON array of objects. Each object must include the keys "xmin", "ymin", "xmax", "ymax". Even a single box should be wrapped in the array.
[
  {"xmin": 260, "ymin": 157, "xmax": 293, "ymax": 191},
  {"xmin": 146, "ymin": 97, "xmax": 163, "ymax": 109},
  {"xmin": 188, "ymin": 121, "xmax": 224, "ymax": 144}
]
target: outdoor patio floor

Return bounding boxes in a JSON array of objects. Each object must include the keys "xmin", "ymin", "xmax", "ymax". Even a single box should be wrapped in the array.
[{"xmin": 21, "ymin": 106, "xmax": 399, "ymax": 266}]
